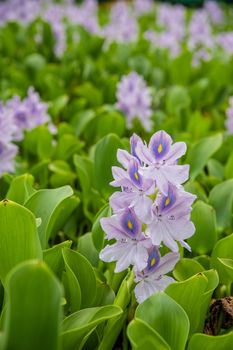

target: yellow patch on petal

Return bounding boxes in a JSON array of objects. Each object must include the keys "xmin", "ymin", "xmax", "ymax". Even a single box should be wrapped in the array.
[
  {"xmin": 165, "ymin": 197, "xmax": 170, "ymax": 206},
  {"xmin": 150, "ymin": 257, "xmax": 156, "ymax": 267},
  {"xmin": 127, "ymin": 220, "xmax": 133, "ymax": 230},
  {"xmin": 134, "ymin": 172, "xmax": 139, "ymax": 181},
  {"xmin": 158, "ymin": 143, "xmax": 163, "ymax": 153}
]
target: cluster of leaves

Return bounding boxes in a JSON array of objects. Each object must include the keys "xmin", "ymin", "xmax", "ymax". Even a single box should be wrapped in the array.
[{"xmin": 1, "ymin": 2, "xmax": 233, "ymax": 350}]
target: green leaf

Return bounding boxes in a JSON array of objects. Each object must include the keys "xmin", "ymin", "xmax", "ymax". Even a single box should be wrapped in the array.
[
  {"xmin": 166, "ymin": 273, "xmax": 208, "ymax": 335},
  {"xmin": 209, "ymin": 179, "xmax": 233, "ymax": 231},
  {"xmin": 166, "ymin": 85, "xmax": 191, "ymax": 117},
  {"xmin": 61, "ymin": 305, "xmax": 122, "ymax": 350},
  {"xmin": 211, "ymin": 234, "xmax": 233, "ymax": 284},
  {"xmin": 78, "ymin": 233, "xmax": 99, "ymax": 267},
  {"xmin": 25, "ymin": 186, "xmax": 79, "ymax": 248},
  {"xmin": 2, "ymin": 260, "xmax": 62, "ymax": 350},
  {"xmin": 6, "ymin": 174, "xmax": 36, "ymax": 205},
  {"xmin": 127, "ymin": 319, "xmax": 171, "ymax": 350},
  {"xmin": 98, "ymin": 271, "xmax": 135, "ymax": 350},
  {"xmin": 173, "ymin": 258, "xmax": 205, "ymax": 281},
  {"xmin": 62, "ymin": 248, "xmax": 96, "ymax": 309},
  {"xmin": 187, "ymin": 133, "xmax": 223, "ymax": 180},
  {"xmin": 0, "ymin": 200, "xmax": 42, "ymax": 285},
  {"xmin": 188, "ymin": 201, "xmax": 217, "ymax": 255},
  {"xmin": 225, "ymin": 150, "xmax": 233, "ymax": 179},
  {"xmin": 92, "ymin": 204, "xmax": 111, "ymax": 251},
  {"xmin": 43, "ymin": 240, "xmax": 72, "ymax": 278},
  {"xmin": 188, "ymin": 332, "xmax": 233, "ymax": 350},
  {"xmin": 94, "ymin": 134, "xmax": 124, "ymax": 199},
  {"xmin": 135, "ymin": 292, "xmax": 189, "ymax": 350}
]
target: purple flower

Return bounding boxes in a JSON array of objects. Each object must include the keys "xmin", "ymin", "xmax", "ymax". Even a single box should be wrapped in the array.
[
  {"xmin": 0, "ymin": 140, "xmax": 18, "ymax": 176},
  {"xmin": 116, "ymin": 72, "xmax": 153, "ymax": 131},
  {"xmin": 99, "ymin": 131, "xmax": 195, "ymax": 303},
  {"xmin": 7, "ymin": 87, "xmax": 50, "ymax": 141},
  {"xmin": 146, "ymin": 185, "xmax": 196, "ymax": 251},
  {"xmin": 102, "ymin": 2, "xmax": 138, "ymax": 44},
  {"xmin": 100, "ymin": 208, "xmax": 151, "ymax": 272},
  {"xmin": 110, "ymin": 157, "xmax": 154, "ymax": 222},
  {"xmin": 134, "ymin": 250, "xmax": 180, "ymax": 303},
  {"xmin": 0, "ymin": 104, "xmax": 17, "ymax": 143},
  {"xmin": 133, "ymin": 0, "xmax": 154, "ymax": 17},
  {"xmin": 225, "ymin": 97, "xmax": 233, "ymax": 134},
  {"xmin": 188, "ymin": 10, "xmax": 214, "ymax": 51},
  {"xmin": 136, "ymin": 130, "xmax": 189, "ymax": 195},
  {"xmin": 217, "ymin": 32, "xmax": 233, "ymax": 55},
  {"xmin": 204, "ymin": 1, "xmax": 224, "ymax": 24}
]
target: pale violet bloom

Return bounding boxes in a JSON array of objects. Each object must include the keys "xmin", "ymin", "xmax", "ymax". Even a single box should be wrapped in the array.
[
  {"xmin": 0, "ymin": 104, "xmax": 17, "ymax": 143},
  {"xmin": 100, "ymin": 208, "xmax": 151, "ymax": 272},
  {"xmin": 133, "ymin": 0, "xmax": 154, "ymax": 17},
  {"xmin": 146, "ymin": 185, "xmax": 196, "ymax": 251},
  {"xmin": 110, "ymin": 158, "xmax": 154, "ymax": 222},
  {"xmin": 0, "ymin": 141, "xmax": 18, "ymax": 175},
  {"xmin": 134, "ymin": 249, "xmax": 180, "ymax": 304},
  {"xmin": 225, "ymin": 97, "xmax": 233, "ymax": 134},
  {"xmin": 136, "ymin": 130, "xmax": 189, "ymax": 195},
  {"xmin": 6, "ymin": 87, "xmax": 50, "ymax": 141},
  {"xmin": 204, "ymin": 0, "xmax": 224, "ymax": 24},
  {"xmin": 116, "ymin": 72, "xmax": 153, "ymax": 131}
]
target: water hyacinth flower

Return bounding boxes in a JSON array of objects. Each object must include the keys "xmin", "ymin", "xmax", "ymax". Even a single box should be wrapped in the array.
[
  {"xmin": 0, "ymin": 87, "xmax": 53, "ymax": 176},
  {"xmin": 100, "ymin": 131, "xmax": 196, "ymax": 303},
  {"xmin": 146, "ymin": 185, "xmax": 196, "ymax": 251},
  {"xmin": 102, "ymin": 2, "xmax": 138, "ymax": 44},
  {"xmin": 100, "ymin": 208, "xmax": 151, "ymax": 272},
  {"xmin": 134, "ymin": 250, "xmax": 180, "ymax": 304},
  {"xmin": 136, "ymin": 130, "xmax": 189, "ymax": 195},
  {"xmin": 0, "ymin": 141, "xmax": 18, "ymax": 175},
  {"xmin": 7, "ymin": 87, "xmax": 50, "ymax": 141},
  {"xmin": 133, "ymin": 0, "xmax": 154, "ymax": 17},
  {"xmin": 116, "ymin": 72, "xmax": 153, "ymax": 131},
  {"xmin": 225, "ymin": 97, "xmax": 233, "ymax": 134}
]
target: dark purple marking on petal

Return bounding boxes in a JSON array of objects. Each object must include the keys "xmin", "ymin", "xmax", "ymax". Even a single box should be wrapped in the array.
[
  {"xmin": 121, "ymin": 208, "xmax": 140, "ymax": 237},
  {"xmin": 160, "ymin": 186, "xmax": 176, "ymax": 211},
  {"xmin": 145, "ymin": 247, "xmax": 161, "ymax": 273},
  {"xmin": 150, "ymin": 131, "xmax": 171, "ymax": 160},
  {"xmin": 130, "ymin": 134, "xmax": 142, "ymax": 164},
  {"xmin": 128, "ymin": 159, "xmax": 142, "ymax": 188}
]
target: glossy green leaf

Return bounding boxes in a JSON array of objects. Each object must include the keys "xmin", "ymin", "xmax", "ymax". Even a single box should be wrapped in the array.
[
  {"xmin": 173, "ymin": 258, "xmax": 204, "ymax": 281},
  {"xmin": 62, "ymin": 248, "xmax": 96, "ymax": 309},
  {"xmin": 188, "ymin": 201, "xmax": 217, "ymax": 254},
  {"xmin": 6, "ymin": 174, "xmax": 36, "ymax": 205},
  {"xmin": 166, "ymin": 273, "xmax": 208, "ymax": 335},
  {"xmin": 61, "ymin": 305, "xmax": 122, "ymax": 350},
  {"xmin": 25, "ymin": 186, "xmax": 79, "ymax": 248},
  {"xmin": 211, "ymin": 233, "xmax": 233, "ymax": 284},
  {"xmin": 187, "ymin": 133, "xmax": 223, "ymax": 180},
  {"xmin": 43, "ymin": 240, "xmax": 72, "ymax": 278},
  {"xmin": 2, "ymin": 260, "xmax": 62, "ymax": 350},
  {"xmin": 209, "ymin": 179, "xmax": 233, "ymax": 231},
  {"xmin": 224, "ymin": 150, "xmax": 233, "ymax": 179},
  {"xmin": 92, "ymin": 204, "xmax": 111, "ymax": 251},
  {"xmin": 188, "ymin": 332, "xmax": 233, "ymax": 350},
  {"xmin": 135, "ymin": 292, "xmax": 189, "ymax": 350},
  {"xmin": 78, "ymin": 232, "xmax": 99, "ymax": 267},
  {"xmin": 0, "ymin": 200, "xmax": 42, "ymax": 284},
  {"xmin": 127, "ymin": 319, "xmax": 171, "ymax": 350},
  {"xmin": 94, "ymin": 134, "xmax": 124, "ymax": 199},
  {"xmin": 98, "ymin": 271, "xmax": 135, "ymax": 350}
]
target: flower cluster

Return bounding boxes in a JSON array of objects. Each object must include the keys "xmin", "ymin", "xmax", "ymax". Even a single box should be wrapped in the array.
[
  {"xmin": 0, "ymin": 87, "xmax": 52, "ymax": 176},
  {"xmin": 100, "ymin": 131, "xmax": 196, "ymax": 303},
  {"xmin": 116, "ymin": 72, "xmax": 153, "ymax": 131},
  {"xmin": 102, "ymin": 2, "xmax": 138, "ymax": 45},
  {"xmin": 225, "ymin": 97, "xmax": 233, "ymax": 134}
]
